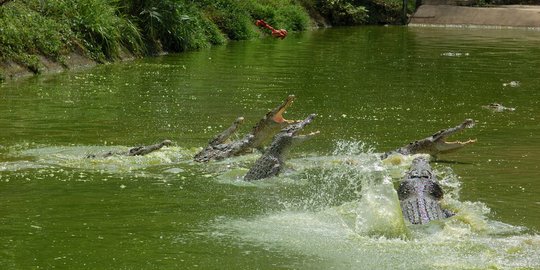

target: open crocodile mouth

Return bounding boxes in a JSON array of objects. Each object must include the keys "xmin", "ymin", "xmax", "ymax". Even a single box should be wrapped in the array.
[
  {"xmin": 271, "ymin": 95, "xmax": 296, "ymax": 123},
  {"xmin": 288, "ymin": 114, "xmax": 320, "ymax": 137},
  {"xmin": 436, "ymin": 119, "xmax": 477, "ymax": 151},
  {"xmin": 294, "ymin": 130, "xmax": 321, "ymax": 138},
  {"xmin": 438, "ymin": 139, "xmax": 477, "ymax": 147}
]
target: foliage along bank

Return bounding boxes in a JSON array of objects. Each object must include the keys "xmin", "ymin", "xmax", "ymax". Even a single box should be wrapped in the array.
[{"xmin": 0, "ymin": 0, "xmax": 405, "ymax": 82}]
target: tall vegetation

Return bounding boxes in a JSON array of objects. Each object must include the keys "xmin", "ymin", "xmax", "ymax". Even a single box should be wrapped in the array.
[
  {"xmin": 315, "ymin": 0, "xmax": 368, "ymax": 26},
  {"xmin": 0, "ymin": 1, "xmax": 72, "ymax": 73},
  {"xmin": 39, "ymin": 0, "xmax": 143, "ymax": 61},
  {"xmin": 0, "ymin": 0, "xmax": 315, "ymax": 80},
  {"xmin": 196, "ymin": 0, "xmax": 310, "ymax": 40},
  {"xmin": 117, "ymin": 0, "xmax": 226, "ymax": 54},
  {"xmin": 0, "ymin": 0, "xmax": 405, "ymax": 81},
  {"xmin": 0, "ymin": 0, "xmax": 143, "ymax": 73}
]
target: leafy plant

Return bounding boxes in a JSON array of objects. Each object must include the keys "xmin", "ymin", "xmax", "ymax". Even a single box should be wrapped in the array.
[
  {"xmin": 275, "ymin": 4, "xmax": 310, "ymax": 31},
  {"xmin": 118, "ymin": 0, "xmax": 225, "ymax": 53},
  {"xmin": 50, "ymin": 0, "xmax": 142, "ymax": 61},
  {"xmin": 0, "ymin": 1, "xmax": 70, "ymax": 72},
  {"xmin": 317, "ymin": 0, "xmax": 368, "ymax": 26},
  {"xmin": 199, "ymin": 0, "xmax": 258, "ymax": 40}
]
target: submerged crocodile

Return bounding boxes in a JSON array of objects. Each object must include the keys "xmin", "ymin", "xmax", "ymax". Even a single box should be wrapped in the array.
[
  {"xmin": 194, "ymin": 95, "xmax": 300, "ymax": 162},
  {"xmin": 398, "ymin": 157, "xmax": 454, "ymax": 224},
  {"xmin": 244, "ymin": 114, "xmax": 318, "ymax": 181},
  {"xmin": 86, "ymin": 140, "xmax": 172, "ymax": 158},
  {"xmin": 482, "ymin": 103, "xmax": 515, "ymax": 112},
  {"xmin": 381, "ymin": 119, "xmax": 476, "ymax": 159}
]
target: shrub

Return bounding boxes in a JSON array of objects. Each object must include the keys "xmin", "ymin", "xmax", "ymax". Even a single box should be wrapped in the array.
[
  {"xmin": 0, "ymin": 0, "xmax": 329, "ymax": 78},
  {"xmin": 0, "ymin": 0, "xmax": 145, "ymax": 72},
  {"xmin": 0, "ymin": 1, "xmax": 70, "ymax": 72},
  {"xmin": 199, "ymin": 0, "xmax": 258, "ymax": 40},
  {"xmin": 245, "ymin": 0, "xmax": 310, "ymax": 31},
  {"xmin": 118, "ymin": 0, "xmax": 225, "ymax": 54},
  {"xmin": 39, "ymin": 0, "xmax": 143, "ymax": 61},
  {"xmin": 317, "ymin": 0, "xmax": 368, "ymax": 26},
  {"xmin": 198, "ymin": 0, "xmax": 309, "ymax": 40},
  {"xmin": 275, "ymin": 4, "xmax": 310, "ymax": 31}
]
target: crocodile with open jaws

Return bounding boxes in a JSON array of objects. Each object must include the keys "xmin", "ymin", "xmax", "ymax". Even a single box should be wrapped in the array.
[
  {"xmin": 398, "ymin": 156, "xmax": 454, "ymax": 224},
  {"xmin": 86, "ymin": 140, "xmax": 172, "ymax": 158},
  {"xmin": 244, "ymin": 114, "xmax": 319, "ymax": 181},
  {"xmin": 381, "ymin": 119, "xmax": 476, "ymax": 159},
  {"xmin": 194, "ymin": 95, "xmax": 300, "ymax": 163}
]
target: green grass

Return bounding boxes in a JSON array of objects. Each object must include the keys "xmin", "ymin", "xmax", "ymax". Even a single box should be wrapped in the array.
[
  {"xmin": 0, "ymin": 0, "xmax": 143, "ymax": 71},
  {"xmin": 0, "ymin": 1, "xmax": 72, "ymax": 72},
  {"xmin": 34, "ymin": 0, "xmax": 144, "ymax": 61},
  {"xmin": 117, "ymin": 0, "xmax": 226, "ymax": 54},
  {"xmin": 0, "ymin": 0, "xmax": 405, "ymax": 78}
]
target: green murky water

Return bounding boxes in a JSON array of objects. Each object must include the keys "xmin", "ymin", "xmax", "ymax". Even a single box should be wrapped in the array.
[{"xmin": 1, "ymin": 26, "xmax": 539, "ymax": 269}]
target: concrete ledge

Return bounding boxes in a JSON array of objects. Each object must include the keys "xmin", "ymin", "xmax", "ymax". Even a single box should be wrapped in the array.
[{"xmin": 410, "ymin": 5, "xmax": 540, "ymax": 28}]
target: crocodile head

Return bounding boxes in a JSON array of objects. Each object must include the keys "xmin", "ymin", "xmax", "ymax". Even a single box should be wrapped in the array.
[
  {"xmin": 398, "ymin": 157, "xmax": 451, "ymax": 224},
  {"xmin": 404, "ymin": 157, "xmax": 435, "ymax": 180},
  {"xmin": 244, "ymin": 114, "xmax": 318, "ymax": 181},
  {"xmin": 383, "ymin": 119, "xmax": 477, "ymax": 159},
  {"xmin": 128, "ymin": 139, "xmax": 173, "ymax": 156},
  {"xmin": 402, "ymin": 118, "xmax": 476, "ymax": 157},
  {"xmin": 249, "ymin": 95, "xmax": 301, "ymax": 149},
  {"xmin": 266, "ymin": 113, "xmax": 319, "ymax": 157},
  {"xmin": 428, "ymin": 118, "xmax": 476, "ymax": 155}
]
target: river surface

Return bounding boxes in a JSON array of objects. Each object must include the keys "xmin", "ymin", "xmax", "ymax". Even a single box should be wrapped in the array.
[{"xmin": 1, "ymin": 26, "xmax": 539, "ymax": 269}]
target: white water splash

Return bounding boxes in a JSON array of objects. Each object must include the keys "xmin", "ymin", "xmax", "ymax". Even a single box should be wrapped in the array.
[
  {"xmin": 4, "ymin": 144, "xmax": 196, "ymax": 176},
  {"xmin": 210, "ymin": 140, "xmax": 540, "ymax": 269},
  {"xmin": 503, "ymin": 81, "xmax": 520, "ymax": 87},
  {"xmin": 441, "ymin": 52, "xmax": 470, "ymax": 57},
  {"xmin": 354, "ymin": 175, "xmax": 408, "ymax": 238},
  {"xmin": 332, "ymin": 140, "xmax": 376, "ymax": 156}
]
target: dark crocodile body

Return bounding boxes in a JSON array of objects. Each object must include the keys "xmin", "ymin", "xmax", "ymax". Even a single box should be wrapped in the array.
[
  {"xmin": 194, "ymin": 95, "xmax": 300, "ymax": 163},
  {"xmin": 86, "ymin": 140, "xmax": 172, "ymax": 158},
  {"xmin": 398, "ymin": 157, "xmax": 453, "ymax": 224},
  {"xmin": 244, "ymin": 114, "xmax": 318, "ymax": 181},
  {"xmin": 382, "ymin": 119, "xmax": 476, "ymax": 159}
]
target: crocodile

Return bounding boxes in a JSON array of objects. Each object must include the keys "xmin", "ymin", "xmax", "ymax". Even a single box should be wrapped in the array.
[
  {"xmin": 86, "ymin": 140, "xmax": 172, "ymax": 158},
  {"xmin": 381, "ymin": 119, "xmax": 476, "ymax": 159},
  {"xmin": 482, "ymin": 103, "xmax": 515, "ymax": 112},
  {"xmin": 398, "ymin": 156, "xmax": 454, "ymax": 224},
  {"xmin": 194, "ymin": 95, "xmax": 300, "ymax": 162},
  {"xmin": 244, "ymin": 114, "xmax": 318, "ymax": 181}
]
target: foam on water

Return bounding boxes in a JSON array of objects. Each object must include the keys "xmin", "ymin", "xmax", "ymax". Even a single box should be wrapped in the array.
[
  {"xmin": 211, "ymin": 140, "xmax": 540, "ymax": 269},
  {"xmin": 0, "ymin": 161, "xmax": 49, "ymax": 171},
  {"xmin": 2, "ymin": 144, "xmax": 197, "ymax": 177},
  {"xmin": 215, "ymin": 207, "xmax": 539, "ymax": 269}
]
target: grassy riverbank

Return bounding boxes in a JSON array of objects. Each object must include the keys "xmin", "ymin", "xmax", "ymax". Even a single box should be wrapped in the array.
[{"xmin": 0, "ymin": 0, "xmax": 405, "ymax": 82}]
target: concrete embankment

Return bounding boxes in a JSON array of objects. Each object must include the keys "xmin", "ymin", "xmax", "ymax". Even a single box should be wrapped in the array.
[{"xmin": 409, "ymin": 5, "xmax": 540, "ymax": 28}]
